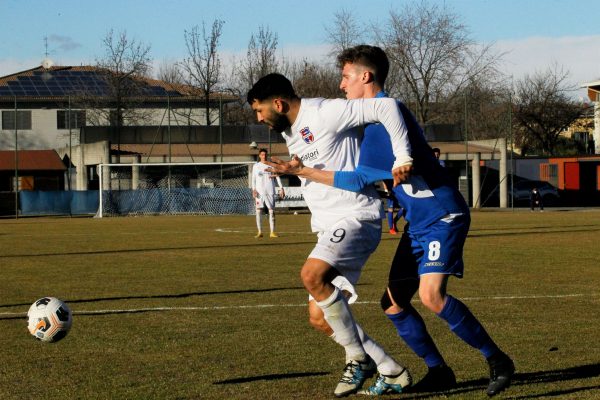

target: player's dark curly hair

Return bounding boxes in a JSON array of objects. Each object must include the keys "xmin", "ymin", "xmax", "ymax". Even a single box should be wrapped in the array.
[
  {"xmin": 247, "ymin": 73, "xmax": 299, "ymax": 104},
  {"xmin": 337, "ymin": 45, "xmax": 389, "ymax": 88}
]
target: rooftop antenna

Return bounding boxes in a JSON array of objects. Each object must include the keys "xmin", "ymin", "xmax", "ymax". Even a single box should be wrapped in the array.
[{"xmin": 42, "ymin": 36, "xmax": 54, "ymax": 69}]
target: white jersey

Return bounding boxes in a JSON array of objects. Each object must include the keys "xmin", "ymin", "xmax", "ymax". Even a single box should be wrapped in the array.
[
  {"xmin": 281, "ymin": 97, "xmax": 411, "ymax": 232},
  {"xmin": 252, "ymin": 162, "xmax": 282, "ymax": 195}
]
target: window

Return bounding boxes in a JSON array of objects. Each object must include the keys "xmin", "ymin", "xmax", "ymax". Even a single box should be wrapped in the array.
[
  {"xmin": 57, "ymin": 110, "xmax": 86, "ymax": 129},
  {"xmin": 2, "ymin": 110, "xmax": 32, "ymax": 130}
]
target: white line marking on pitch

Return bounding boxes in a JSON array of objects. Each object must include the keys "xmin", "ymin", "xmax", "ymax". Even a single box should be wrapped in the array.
[{"xmin": 1, "ymin": 293, "xmax": 595, "ymax": 318}]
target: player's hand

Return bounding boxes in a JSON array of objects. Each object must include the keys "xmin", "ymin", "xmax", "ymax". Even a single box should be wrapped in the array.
[
  {"xmin": 252, "ymin": 189, "xmax": 258, "ymax": 198},
  {"xmin": 279, "ymin": 189, "xmax": 285, "ymax": 199},
  {"xmin": 264, "ymin": 155, "xmax": 304, "ymax": 176},
  {"xmin": 392, "ymin": 165, "xmax": 412, "ymax": 186}
]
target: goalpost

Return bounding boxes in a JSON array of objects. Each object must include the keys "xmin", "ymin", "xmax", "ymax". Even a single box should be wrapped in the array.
[{"xmin": 97, "ymin": 162, "xmax": 254, "ymax": 217}]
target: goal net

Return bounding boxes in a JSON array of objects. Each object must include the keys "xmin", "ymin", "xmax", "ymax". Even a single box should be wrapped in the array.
[{"xmin": 97, "ymin": 162, "xmax": 254, "ymax": 217}]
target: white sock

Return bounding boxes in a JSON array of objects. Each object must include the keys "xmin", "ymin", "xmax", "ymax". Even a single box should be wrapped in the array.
[
  {"xmin": 268, "ymin": 210, "xmax": 275, "ymax": 233},
  {"xmin": 316, "ymin": 287, "xmax": 366, "ymax": 362},
  {"xmin": 332, "ymin": 324, "xmax": 403, "ymax": 376},
  {"xmin": 255, "ymin": 209, "xmax": 262, "ymax": 232}
]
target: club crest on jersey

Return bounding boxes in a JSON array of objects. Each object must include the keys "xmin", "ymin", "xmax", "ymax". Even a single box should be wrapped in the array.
[{"xmin": 300, "ymin": 127, "xmax": 314, "ymax": 144}]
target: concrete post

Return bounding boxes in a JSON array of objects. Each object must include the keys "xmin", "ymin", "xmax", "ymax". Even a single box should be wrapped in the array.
[
  {"xmin": 131, "ymin": 155, "xmax": 140, "ymax": 190},
  {"xmin": 594, "ymin": 102, "xmax": 600, "ymax": 154},
  {"xmin": 499, "ymin": 137, "xmax": 508, "ymax": 208},
  {"xmin": 76, "ymin": 144, "xmax": 87, "ymax": 190},
  {"xmin": 102, "ymin": 141, "xmax": 111, "ymax": 190},
  {"xmin": 472, "ymin": 152, "xmax": 481, "ymax": 208}
]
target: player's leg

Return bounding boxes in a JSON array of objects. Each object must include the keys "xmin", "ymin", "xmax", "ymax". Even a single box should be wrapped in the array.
[
  {"xmin": 264, "ymin": 194, "xmax": 278, "ymax": 237},
  {"xmin": 417, "ymin": 215, "xmax": 514, "ymax": 396},
  {"xmin": 303, "ymin": 258, "xmax": 374, "ymax": 397},
  {"xmin": 393, "ymin": 206, "xmax": 403, "ymax": 229},
  {"xmin": 254, "ymin": 196, "xmax": 264, "ymax": 238},
  {"xmin": 382, "ymin": 230, "xmax": 455, "ymax": 392},
  {"xmin": 308, "ymin": 288, "xmax": 411, "ymax": 395},
  {"xmin": 306, "ymin": 217, "xmax": 404, "ymax": 396},
  {"xmin": 386, "ymin": 199, "xmax": 397, "ymax": 234}
]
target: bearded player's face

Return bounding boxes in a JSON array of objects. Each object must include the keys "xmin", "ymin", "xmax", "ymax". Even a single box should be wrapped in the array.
[{"xmin": 251, "ymin": 99, "xmax": 290, "ymax": 133}]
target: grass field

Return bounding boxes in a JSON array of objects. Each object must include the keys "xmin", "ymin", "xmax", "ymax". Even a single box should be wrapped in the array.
[{"xmin": 1, "ymin": 210, "xmax": 600, "ymax": 399}]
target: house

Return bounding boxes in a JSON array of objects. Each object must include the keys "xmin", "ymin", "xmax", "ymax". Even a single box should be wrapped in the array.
[
  {"xmin": 0, "ymin": 149, "xmax": 66, "ymax": 191},
  {"xmin": 0, "ymin": 62, "xmax": 239, "ymax": 190},
  {"xmin": 581, "ymin": 80, "xmax": 600, "ymax": 154},
  {"xmin": 0, "ymin": 149, "xmax": 66, "ymax": 215}
]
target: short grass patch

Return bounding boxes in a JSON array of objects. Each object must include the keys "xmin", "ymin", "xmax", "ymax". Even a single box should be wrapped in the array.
[{"xmin": 1, "ymin": 210, "xmax": 600, "ymax": 399}]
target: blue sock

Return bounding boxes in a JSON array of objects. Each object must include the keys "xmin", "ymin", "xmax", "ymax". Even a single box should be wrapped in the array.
[
  {"xmin": 387, "ymin": 212, "xmax": 395, "ymax": 230},
  {"xmin": 393, "ymin": 212, "xmax": 401, "ymax": 228},
  {"xmin": 437, "ymin": 295, "xmax": 499, "ymax": 358},
  {"xmin": 387, "ymin": 307, "xmax": 445, "ymax": 368}
]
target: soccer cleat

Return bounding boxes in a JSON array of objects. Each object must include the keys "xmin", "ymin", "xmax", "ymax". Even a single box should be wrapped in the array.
[
  {"xmin": 334, "ymin": 358, "xmax": 376, "ymax": 397},
  {"xmin": 254, "ymin": 232, "xmax": 263, "ymax": 238},
  {"xmin": 269, "ymin": 232, "xmax": 279, "ymax": 238},
  {"xmin": 408, "ymin": 364, "xmax": 456, "ymax": 393},
  {"xmin": 358, "ymin": 368, "xmax": 412, "ymax": 395},
  {"xmin": 486, "ymin": 352, "xmax": 515, "ymax": 397},
  {"xmin": 389, "ymin": 228, "xmax": 398, "ymax": 235}
]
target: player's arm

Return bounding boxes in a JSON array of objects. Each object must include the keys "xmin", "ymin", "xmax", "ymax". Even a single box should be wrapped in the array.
[
  {"xmin": 251, "ymin": 167, "xmax": 258, "ymax": 198},
  {"xmin": 275, "ymin": 176, "xmax": 285, "ymax": 198},
  {"xmin": 320, "ymin": 98, "xmax": 413, "ymax": 185},
  {"xmin": 360, "ymin": 98, "xmax": 413, "ymax": 186},
  {"xmin": 265, "ymin": 156, "xmax": 390, "ymax": 192}
]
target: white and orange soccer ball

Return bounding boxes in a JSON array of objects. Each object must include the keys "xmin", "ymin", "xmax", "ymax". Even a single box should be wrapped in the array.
[{"xmin": 27, "ymin": 297, "xmax": 72, "ymax": 342}]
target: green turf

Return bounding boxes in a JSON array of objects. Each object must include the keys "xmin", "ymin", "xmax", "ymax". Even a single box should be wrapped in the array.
[{"xmin": 1, "ymin": 210, "xmax": 600, "ymax": 399}]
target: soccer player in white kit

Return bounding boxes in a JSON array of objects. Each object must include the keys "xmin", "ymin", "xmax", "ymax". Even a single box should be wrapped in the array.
[
  {"xmin": 247, "ymin": 73, "xmax": 413, "ymax": 397},
  {"xmin": 252, "ymin": 148, "xmax": 285, "ymax": 238}
]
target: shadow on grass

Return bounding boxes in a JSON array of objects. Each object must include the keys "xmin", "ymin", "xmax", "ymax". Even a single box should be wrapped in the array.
[
  {"xmin": 400, "ymin": 363, "xmax": 600, "ymax": 399},
  {"xmin": 213, "ymin": 371, "xmax": 329, "ymax": 385},
  {"xmin": 0, "ymin": 286, "xmax": 306, "ymax": 310},
  {"xmin": 0, "ymin": 240, "xmax": 317, "ymax": 259}
]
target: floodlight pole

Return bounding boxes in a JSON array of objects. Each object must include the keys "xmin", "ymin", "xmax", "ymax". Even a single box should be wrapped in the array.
[
  {"xmin": 68, "ymin": 96, "xmax": 72, "ymax": 191},
  {"xmin": 219, "ymin": 93, "xmax": 223, "ymax": 183},
  {"xmin": 168, "ymin": 94, "xmax": 171, "ymax": 190},
  {"xmin": 464, "ymin": 94, "xmax": 470, "ymax": 206},
  {"xmin": 14, "ymin": 96, "xmax": 18, "ymax": 219}
]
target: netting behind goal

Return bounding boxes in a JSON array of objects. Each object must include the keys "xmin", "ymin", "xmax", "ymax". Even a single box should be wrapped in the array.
[{"xmin": 97, "ymin": 162, "xmax": 254, "ymax": 217}]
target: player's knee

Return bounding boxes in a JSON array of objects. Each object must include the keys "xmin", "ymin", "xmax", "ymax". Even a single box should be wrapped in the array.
[
  {"xmin": 300, "ymin": 267, "xmax": 323, "ymax": 291},
  {"xmin": 387, "ymin": 279, "xmax": 418, "ymax": 309},
  {"xmin": 418, "ymin": 286, "xmax": 445, "ymax": 314},
  {"xmin": 308, "ymin": 314, "xmax": 330, "ymax": 333}
]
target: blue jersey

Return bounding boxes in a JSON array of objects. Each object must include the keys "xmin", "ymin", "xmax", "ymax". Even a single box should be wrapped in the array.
[{"xmin": 333, "ymin": 91, "xmax": 468, "ymax": 232}]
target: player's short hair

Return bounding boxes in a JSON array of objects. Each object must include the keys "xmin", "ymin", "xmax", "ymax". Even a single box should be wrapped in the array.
[
  {"xmin": 258, "ymin": 148, "xmax": 268, "ymax": 154},
  {"xmin": 337, "ymin": 45, "xmax": 389, "ymax": 88},
  {"xmin": 247, "ymin": 73, "xmax": 298, "ymax": 104}
]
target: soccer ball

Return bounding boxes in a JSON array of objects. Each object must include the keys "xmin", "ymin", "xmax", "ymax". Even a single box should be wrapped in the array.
[{"xmin": 27, "ymin": 297, "xmax": 72, "ymax": 342}]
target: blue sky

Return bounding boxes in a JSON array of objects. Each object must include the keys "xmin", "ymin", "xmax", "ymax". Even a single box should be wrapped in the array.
[{"xmin": 1, "ymin": 0, "xmax": 599, "ymax": 96}]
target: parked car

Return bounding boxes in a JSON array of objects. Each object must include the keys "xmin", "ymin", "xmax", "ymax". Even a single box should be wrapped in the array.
[{"xmin": 510, "ymin": 180, "xmax": 560, "ymax": 206}]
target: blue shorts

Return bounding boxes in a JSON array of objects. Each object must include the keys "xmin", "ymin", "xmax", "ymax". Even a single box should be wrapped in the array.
[{"xmin": 389, "ymin": 214, "xmax": 470, "ymax": 281}]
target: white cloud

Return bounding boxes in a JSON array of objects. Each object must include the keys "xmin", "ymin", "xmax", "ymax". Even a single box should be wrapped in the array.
[{"xmin": 493, "ymin": 35, "xmax": 600, "ymax": 98}]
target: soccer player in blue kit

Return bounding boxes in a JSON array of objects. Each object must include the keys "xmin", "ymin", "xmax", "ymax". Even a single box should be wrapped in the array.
[{"xmin": 265, "ymin": 45, "xmax": 514, "ymax": 397}]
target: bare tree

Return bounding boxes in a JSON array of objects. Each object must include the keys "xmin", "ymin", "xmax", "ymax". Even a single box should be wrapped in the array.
[
  {"xmin": 83, "ymin": 30, "xmax": 152, "ymax": 162},
  {"xmin": 238, "ymin": 26, "xmax": 280, "ymax": 90},
  {"xmin": 180, "ymin": 19, "xmax": 225, "ymax": 125},
  {"xmin": 156, "ymin": 59, "xmax": 183, "ymax": 85},
  {"xmin": 289, "ymin": 60, "xmax": 340, "ymax": 98},
  {"xmin": 325, "ymin": 9, "xmax": 363, "ymax": 56},
  {"xmin": 513, "ymin": 64, "xmax": 587, "ymax": 156},
  {"xmin": 375, "ymin": 1, "xmax": 502, "ymax": 125}
]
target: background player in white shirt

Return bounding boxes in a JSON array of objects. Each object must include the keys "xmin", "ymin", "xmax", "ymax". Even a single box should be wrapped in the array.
[
  {"xmin": 247, "ymin": 73, "xmax": 413, "ymax": 397},
  {"xmin": 252, "ymin": 148, "xmax": 284, "ymax": 238}
]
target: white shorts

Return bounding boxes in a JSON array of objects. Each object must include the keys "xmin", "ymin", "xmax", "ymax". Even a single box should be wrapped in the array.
[
  {"xmin": 307, "ymin": 217, "xmax": 382, "ymax": 303},
  {"xmin": 255, "ymin": 192, "xmax": 276, "ymax": 210}
]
